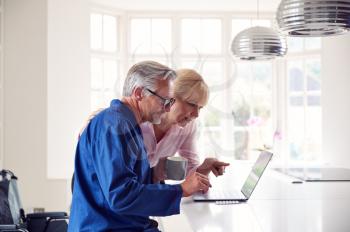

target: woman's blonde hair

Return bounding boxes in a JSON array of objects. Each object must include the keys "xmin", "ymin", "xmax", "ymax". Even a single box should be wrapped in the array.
[{"xmin": 173, "ymin": 69, "xmax": 209, "ymax": 106}]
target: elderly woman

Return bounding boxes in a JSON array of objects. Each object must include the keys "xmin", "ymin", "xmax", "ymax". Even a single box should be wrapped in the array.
[
  {"xmin": 141, "ymin": 69, "xmax": 229, "ymax": 183},
  {"xmin": 81, "ymin": 68, "xmax": 229, "ymax": 183}
]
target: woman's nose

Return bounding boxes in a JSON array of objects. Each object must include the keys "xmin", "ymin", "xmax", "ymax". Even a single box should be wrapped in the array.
[{"xmin": 191, "ymin": 107, "xmax": 199, "ymax": 118}]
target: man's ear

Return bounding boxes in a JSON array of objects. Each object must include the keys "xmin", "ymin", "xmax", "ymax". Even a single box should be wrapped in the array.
[{"xmin": 134, "ymin": 87, "xmax": 143, "ymax": 101}]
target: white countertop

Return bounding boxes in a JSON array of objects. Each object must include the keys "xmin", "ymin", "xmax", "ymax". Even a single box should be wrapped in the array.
[{"xmin": 158, "ymin": 161, "xmax": 350, "ymax": 232}]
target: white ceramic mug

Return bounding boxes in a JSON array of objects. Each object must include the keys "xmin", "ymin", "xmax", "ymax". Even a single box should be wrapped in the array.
[{"xmin": 165, "ymin": 156, "xmax": 188, "ymax": 180}]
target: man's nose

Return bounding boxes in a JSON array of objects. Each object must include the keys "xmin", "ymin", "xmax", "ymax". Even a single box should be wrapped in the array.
[{"xmin": 164, "ymin": 105, "xmax": 171, "ymax": 112}]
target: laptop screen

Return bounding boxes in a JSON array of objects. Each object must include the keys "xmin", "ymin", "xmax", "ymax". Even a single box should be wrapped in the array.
[{"xmin": 241, "ymin": 151, "xmax": 273, "ymax": 198}]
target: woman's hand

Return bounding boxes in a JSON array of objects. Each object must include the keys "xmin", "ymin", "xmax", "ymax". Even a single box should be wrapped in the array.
[
  {"xmin": 78, "ymin": 108, "xmax": 104, "ymax": 137},
  {"xmin": 196, "ymin": 158, "xmax": 230, "ymax": 176}
]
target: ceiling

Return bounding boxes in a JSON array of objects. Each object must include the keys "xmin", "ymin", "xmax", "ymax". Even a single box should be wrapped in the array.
[{"xmin": 91, "ymin": 0, "xmax": 281, "ymax": 13}]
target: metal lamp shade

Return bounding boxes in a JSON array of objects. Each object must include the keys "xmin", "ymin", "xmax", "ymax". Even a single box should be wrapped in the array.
[
  {"xmin": 277, "ymin": 0, "xmax": 350, "ymax": 36},
  {"xmin": 231, "ymin": 26, "xmax": 287, "ymax": 60}
]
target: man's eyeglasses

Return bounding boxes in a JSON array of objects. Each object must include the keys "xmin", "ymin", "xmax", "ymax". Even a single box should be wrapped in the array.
[{"xmin": 145, "ymin": 88, "xmax": 176, "ymax": 109}]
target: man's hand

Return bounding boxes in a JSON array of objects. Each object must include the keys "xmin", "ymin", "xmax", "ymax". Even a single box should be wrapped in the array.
[
  {"xmin": 181, "ymin": 172, "xmax": 211, "ymax": 197},
  {"xmin": 196, "ymin": 158, "xmax": 230, "ymax": 176}
]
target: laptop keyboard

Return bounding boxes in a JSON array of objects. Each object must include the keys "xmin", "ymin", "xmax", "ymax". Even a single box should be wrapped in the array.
[{"xmin": 208, "ymin": 188, "xmax": 244, "ymax": 200}]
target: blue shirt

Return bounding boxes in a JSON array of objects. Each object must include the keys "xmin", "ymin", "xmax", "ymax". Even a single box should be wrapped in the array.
[{"xmin": 68, "ymin": 100, "xmax": 182, "ymax": 232}]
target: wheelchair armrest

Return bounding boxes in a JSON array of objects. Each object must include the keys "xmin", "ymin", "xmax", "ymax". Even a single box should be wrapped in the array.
[
  {"xmin": 0, "ymin": 225, "xmax": 17, "ymax": 229},
  {"xmin": 26, "ymin": 212, "xmax": 67, "ymax": 219},
  {"xmin": 0, "ymin": 224, "xmax": 28, "ymax": 232}
]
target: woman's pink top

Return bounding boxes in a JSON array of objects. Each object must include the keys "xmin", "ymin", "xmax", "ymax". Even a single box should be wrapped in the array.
[{"xmin": 140, "ymin": 120, "xmax": 200, "ymax": 182}]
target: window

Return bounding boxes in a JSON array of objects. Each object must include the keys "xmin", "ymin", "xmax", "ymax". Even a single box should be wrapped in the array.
[
  {"xmin": 130, "ymin": 18, "xmax": 172, "ymax": 55},
  {"xmin": 90, "ymin": 12, "xmax": 119, "ymax": 111},
  {"xmin": 181, "ymin": 18, "xmax": 222, "ymax": 54},
  {"xmin": 286, "ymin": 37, "xmax": 322, "ymax": 162},
  {"xmin": 230, "ymin": 61, "xmax": 273, "ymax": 159},
  {"xmin": 89, "ymin": 9, "xmax": 322, "ymax": 163}
]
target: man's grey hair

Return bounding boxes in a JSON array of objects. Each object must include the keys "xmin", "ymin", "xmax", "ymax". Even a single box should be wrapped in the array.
[{"xmin": 122, "ymin": 61, "xmax": 176, "ymax": 96}]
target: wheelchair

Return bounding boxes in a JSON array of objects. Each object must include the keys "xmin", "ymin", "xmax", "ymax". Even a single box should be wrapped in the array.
[{"xmin": 0, "ymin": 170, "xmax": 68, "ymax": 232}]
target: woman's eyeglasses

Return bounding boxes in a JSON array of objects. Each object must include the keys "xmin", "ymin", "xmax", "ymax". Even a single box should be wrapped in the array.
[{"xmin": 145, "ymin": 88, "xmax": 176, "ymax": 109}]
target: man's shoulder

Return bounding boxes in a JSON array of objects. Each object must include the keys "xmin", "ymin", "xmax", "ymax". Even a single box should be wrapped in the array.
[
  {"xmin": 91, "ymin": 100, "xmax": 138, "ymax": 131},
  {"xmin": 103, "ymin": 99, "xmax": 135, "ymax": 120}
]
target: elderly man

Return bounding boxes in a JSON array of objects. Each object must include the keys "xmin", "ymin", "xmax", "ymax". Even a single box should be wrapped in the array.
[{"xmin": 68, "ymin": 61, "xmax": 211, "ymax": 232}]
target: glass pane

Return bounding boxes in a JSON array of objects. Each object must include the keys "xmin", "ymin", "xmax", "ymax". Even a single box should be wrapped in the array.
[
  {"xmin": 91, "ymin": 90, "xmax": 104, "ymax": 111},
  {"xmin": 307, "ymin": 95, "xmax": 321, "ymax": 106},
  {"xmin": 252, "ymin": 95, "xmax": 271, "ymax": 121},
  {"xmin": 251, "ymin": 62, "xmax": 272, "ymax": 94},
  {"xmin": 179, "ymin": 60, "xmax": 197, "ymax": 70},
  {"xmin": 232, "ymin": 62, "xmax": 251, "ymax": 94},
  {"xmin": 91, "ymin": 57, "xmax": 103, "ymax": 89},
  {"xmin": 197, "ymin": 130, "xmax": 222, "ymax": 156},
  {"xmin": 200, "ymin": 61, "xmax": 226, "ymax": 115},
  {"xmin": 288, "ymin": 60, "xmax": 304, "ymax": 92},
  {"xmin": 181, "ymin": 19, "xmax": 201, "ymax": 54},
  {"xmin": 103, "ymin": 59, "xmax": 117, "ymax": 90},
  {"xmin": 103, "ymin": 15, "xmax": 117, "ymax": 52},
  {"xmin": 254, "ymin": 119, "xmax": 274, "ymax": 150},
  {"xmin": 249, "ymin": 126, "xmax": 265, "ymax": 151},
  {"xmin": 199, "ymin": 61, "xmax": 224, "ymax": 89},
  {"xmin": 288, "ymin": 105, "xmax": 305, "ymax": 160},
  {"xmin": 201, "ymin": 19, "xmax": 222, "ymax": 54},
  {"xmin": 181, "ymin": 19, "xmax": 221, "ymax": 54},
  {"xmin": 130, "ymin": 19, "xmax": 151, "ymax": 54},
  {"xmin": 151, "ymin": 19, "xmax": 171, "ymax": 54},
  {"xmin": 306, "ymin": 59, "xmax": 321, "ymax": 91},
  {"xmin": 287, "ymin": 37, "xmax": 303, "ymax": 53},
  {"xmin": 232, "ymin": 94, "xmax": 250, "ymax": 126},
  {"xmin": 305, "ymin": 106, "xmax": 322, "ymax": 160},
  {"xmin": 202, "ymin": 108, "xmax": 220, "ymax": 127},
  {"xmin": 305, "ymin": 37, "xmax": 321, "ymax": 50},
  {"xmin": 290, "ymin": 96, "xmax": 303, "ymax": 106},
  {"xmin": 231, "ymin": 63, "xmax": 252, "ymax": 127},
  {"xmin": 114, "ymin": 76, "xmax": 124, "ymax": 98},
  {"xmin": 234, "ymin": 130, "xmax": 249, "ymax": 159},
  {"xmin": 90, "ymin": 14, "xmax": 102, "ymax": 50},
  {"xmin": 231, "ymin": 19, "xmax": 251, "ymax": 39},
  {"xmin": 251, "ymin": 19, "xmax": 271, "ymax": 27},
  {"xmin": 103, "ymin": 90, "xmax": 115, "ymax": 106}
]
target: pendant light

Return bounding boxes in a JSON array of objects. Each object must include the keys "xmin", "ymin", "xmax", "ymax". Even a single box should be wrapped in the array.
[
  {"xmin": 231, "ymin": 26, "xmax": 287, "ymax": 60},
  {"xmin": 276, "ymin": 0, "xmax": 350, "ymax": 36},
  {"xmin": 231, "ymin": 0, "xmax": 287, "ymax": 60}
]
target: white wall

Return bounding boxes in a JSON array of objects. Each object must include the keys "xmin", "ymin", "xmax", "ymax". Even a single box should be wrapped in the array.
[
  {"xmin": 0, "ymin": 0, "xmax": 4, "ymax": 169},
  {"xmin": 4, "ymin": 0, "xmax": 90, "ymax": 211},
  {"xmin": 47, "ymin": 0, "xmax": 90, "ymax": 179},
  {"xmin": 322, "ymin": 33, "xmax": 350, "ymax": 168}
]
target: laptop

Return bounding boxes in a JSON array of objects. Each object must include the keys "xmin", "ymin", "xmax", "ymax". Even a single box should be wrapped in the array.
[{"xmin": 193, "ymin": 151, "xmax": 273, "ymax": 202}]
